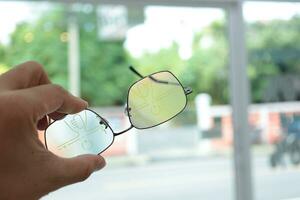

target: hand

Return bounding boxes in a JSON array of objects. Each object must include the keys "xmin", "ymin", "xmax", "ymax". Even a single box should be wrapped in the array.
[{"xmin": 0, "ymin": 61, "xmax": 106, "ymax": 200}]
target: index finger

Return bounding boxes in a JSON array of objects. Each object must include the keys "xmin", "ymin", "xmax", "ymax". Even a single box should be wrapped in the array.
[
  {"xmin": 19, "ymin": 84, "xmax": 88, "ymax": 121},
  {"xmin": 0, "ymin": 61, "xmax": 51, "ymax": 91}
]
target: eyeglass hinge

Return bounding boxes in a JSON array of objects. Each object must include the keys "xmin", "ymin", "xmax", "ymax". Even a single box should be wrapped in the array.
[{"xmin": 184, "ymin": 87, "xmax": 193, "ymax": 95}]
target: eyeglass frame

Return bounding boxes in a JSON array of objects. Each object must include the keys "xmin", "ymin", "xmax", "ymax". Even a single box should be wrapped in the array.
[{"xmin": 44, "ymin": 66, "xmax": 192, "ymax": 154}]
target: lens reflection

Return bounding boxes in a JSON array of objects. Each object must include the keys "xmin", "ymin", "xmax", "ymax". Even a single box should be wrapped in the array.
[
  {"xmin": 45, "ymin": 110, "xmax": 114, "ymax": 158},
  {"xmin": 128, "ymin": 71, "xmax": 186, "ymax": 129}
]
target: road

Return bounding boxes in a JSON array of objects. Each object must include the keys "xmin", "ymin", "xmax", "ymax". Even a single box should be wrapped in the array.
[{"xmin": 43, "ymin": 156, "xmax": 300, "ymax": 200}]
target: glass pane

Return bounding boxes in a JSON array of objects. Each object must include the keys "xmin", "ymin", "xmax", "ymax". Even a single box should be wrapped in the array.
[
  {"xmin": 0, "ymin": 2, "xmax": 231, "ymax": 199},
  {"xmin": 245, "ymin": 2, "xmax": 300, "ymax": 199}
]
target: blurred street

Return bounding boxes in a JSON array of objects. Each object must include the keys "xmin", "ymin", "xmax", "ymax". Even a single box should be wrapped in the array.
[{"xmin": 44, "ymin": 155, "xmax": 300, "ymax": 200}]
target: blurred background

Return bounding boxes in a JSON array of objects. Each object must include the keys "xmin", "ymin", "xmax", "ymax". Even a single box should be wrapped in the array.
[{"xmin": 1, "ymin": 1, "xmax": 300, "ymax": 200}]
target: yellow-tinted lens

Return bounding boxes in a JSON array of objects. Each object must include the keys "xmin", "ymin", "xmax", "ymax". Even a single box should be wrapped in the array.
[
  {"xmin": 128, "ymin": 71, "xmax": 186, "ymax": 129},
  {"xmin": 45, "ymin": 110, "xmax": 113, "ymax": 158}
]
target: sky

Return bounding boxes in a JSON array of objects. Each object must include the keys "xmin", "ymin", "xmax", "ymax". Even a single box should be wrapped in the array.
[{"xmin": 0, "ymin": 1, "xmax": 300, "ymax": 58}]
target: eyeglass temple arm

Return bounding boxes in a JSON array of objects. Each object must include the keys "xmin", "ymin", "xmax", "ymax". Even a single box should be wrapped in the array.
[
  {"xmin": 129, "ymin": 66, "xmax": 144, "ymax": 78},
  {"xmin": 114, "ymin": 125, "xmax": 134, "ymax": 136},
  {"xmin": 129, "ymin": 65, "xmax": 193, "ymax": 95}
]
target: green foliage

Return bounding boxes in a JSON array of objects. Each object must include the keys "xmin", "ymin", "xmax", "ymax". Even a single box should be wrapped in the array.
[
  {"xmin": 0, "ymin": 64, "xmax": 9, "ymax": 74},
  {"xmin": 130, "ymin": 20, "xmax": 229, "ymax": 104},
  {"xmin": 247, "ymin": 15, "xmax": 300, "ymax": 102},
  {"xmin": 78, "ymin": 8, "xmax": 133, "ymax": 106},
  {"xmin": 5, "ymin": 7, "xmax": 68, "ymax": 87},
  {"xmin": 182, "ymin": 20, "xmax": 229, "ymax": 104},
  {"xmin": 132, "ymin": 17, "xmax": 300, "ymax": 104},
  {"xmin": 1, "ymin": 6, "xmax": 131, "ymax": 106},
  {"xmin": 0, "ymin": 44, "xmax": 8, "ymax": 74},
  {"xmin": 0, "ymin": 43, "xmax": 6, "ymax": 62},
  {"xmin": 129, "ymin": 43, "xmax": 185, "ymax": 76},
  {"xmin": 1, "ymin": 5, "xmax": 300, "ymax": 106}
]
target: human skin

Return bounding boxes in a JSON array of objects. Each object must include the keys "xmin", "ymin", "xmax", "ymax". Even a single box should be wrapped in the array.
[{"xmin": 0, "ymin": 61, "xmax": 106, "ymax": 199}]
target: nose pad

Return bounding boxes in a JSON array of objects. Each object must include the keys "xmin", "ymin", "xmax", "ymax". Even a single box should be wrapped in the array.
[
  {"xmin": 99, "ymin": 117, "xmax": 109, "ymax": 129},
  {"xmin": 124, "ymin": 107, "xmax": 132, "ymax": 117},
  {"xmin": 184, "ymin": 87, "xmax": 193, "ymax": 95}
]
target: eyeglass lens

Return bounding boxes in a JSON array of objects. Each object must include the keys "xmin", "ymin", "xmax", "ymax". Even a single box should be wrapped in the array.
[
  {"xmin": 45, "ymin": 110, "xmax": 114, "ymax": 158},
  {"xmin": 128, "ymin": 71, "xmax": 187, "ymax": 129}
]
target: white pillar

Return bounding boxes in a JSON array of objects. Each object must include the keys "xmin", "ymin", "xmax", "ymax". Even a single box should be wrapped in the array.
[
  {"xmin": 68, "ymin": 8, "xmax": 81, "ymax": 97},
  {"xmin": 195, "ymin": 93, "xmax": 212, "ymax": 132},
  {"xmin": 259, "ymin": 108, "xmax": 269, "ymax": 143},
  {"xmin": 227, "ymin": 2, "xmax": 253, "ymax": 200}
]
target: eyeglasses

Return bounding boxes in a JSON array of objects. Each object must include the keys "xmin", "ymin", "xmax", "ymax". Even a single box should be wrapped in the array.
[{"xmin": 44, "ymin": 66, "xmax": 192, "ymax": 158}]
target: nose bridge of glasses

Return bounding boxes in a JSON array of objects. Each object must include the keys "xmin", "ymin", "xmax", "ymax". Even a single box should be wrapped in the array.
[{"xmin": 114, "ymin": 125, "xmax": 134, "ymax": 136}]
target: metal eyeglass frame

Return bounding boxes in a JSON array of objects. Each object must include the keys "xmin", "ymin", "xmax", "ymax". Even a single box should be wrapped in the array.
[
  {"xmin": 115, "ymin": 66, "xmax": 192, "ymax": 135},
  {"xmin": 44, "ymin": 66, "xmax": 192, "ymax": 152}
]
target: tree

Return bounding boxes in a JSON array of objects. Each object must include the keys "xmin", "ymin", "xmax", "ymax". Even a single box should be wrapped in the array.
[
  {"xmin": 181, "ymin": 20, "xmax": 229, "ymax": 104},
  {"xmin": 2, "ymin": 5, "xmax": 132, "ymax": 106},
  {"xmin": 129, "ymin": 21, "xmax": 230, "ymax": 105},
  {"xmin": 247, "ymin": 15, "xmax": 300, "ymax": 102},
  {"xmin": 3, "ymin": 5, "xmax": 300, "ymax": 106},
  {"xmin": 6, "ymin": 7, "xmax": 69, "ymax": 87},
  {"xmin": 129, "ymin": 42, "xmax": 185, "ymax": 75},
  {"xmin": 78, "ymin": 6, "xmax": 133, "ymax": 106}
]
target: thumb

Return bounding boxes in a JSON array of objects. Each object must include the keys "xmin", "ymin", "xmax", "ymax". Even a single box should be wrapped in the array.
[{"xmin": 53, "ymin": 155, "xmax": 106, "ymax": 187}]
